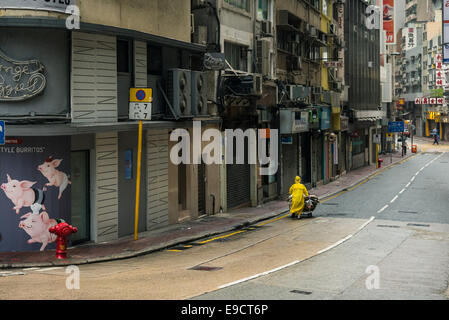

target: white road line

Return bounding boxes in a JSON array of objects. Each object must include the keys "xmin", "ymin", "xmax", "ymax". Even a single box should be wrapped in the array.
[
  {"xmin": 399, "ymin": 188, "xmax": 406, "ymax": 194},
  {"xmin": 316, "ymin": 235, "xmax": 353, "ymax": 255},
  {"xmin": 410, "ymin": 176, "xmax": 415, "ymax": 182},
  {"xmin": 390, "ymin": 195, "xmax": 399, "ymax": 203},
  {"xmin": 217, "ymin": 217, "xmax": 375, "ymax": 290},
  {"xmin": 377, "ymin": 205, "xmax": 389, "ymax": 213},
  {"xmin": 218, "ymin": 260, "xmax": 301, "ymax": 289},
  {"xmin": 405, "ymin": 182, "xmax": 411, "ymax": 188},
  {"xmin": 357, "ymin": 216, "xmax": 376, "ymax": 231},
  {"xmin": 22, "ymin": 267, "xmax": 40, "ymax": 271},
  {"xmin": 34, "ymin": 267, "xmax": 64, "ymax": 272}
]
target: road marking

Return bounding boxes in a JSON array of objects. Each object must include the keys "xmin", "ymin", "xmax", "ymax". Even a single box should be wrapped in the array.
[
  {"xmin": 317, "ymin": 235, "xmax": 353, "ymax": 254},
  {"xmin": 377, "ymin": 205, "xmax": 389, "ymax": 213},
  {"xmin": 410, "ymin": 176, "xmax": 415, "ymax": 182},
  {"xmin": 22, "ymin": 267, "xmax": 40, "ymax": 271},
  {"xmin": 399, "ymin": 188, "xmax": 406, "ymax": 194},
  {"xmin": 405, "ymin": 182, "xmax": 411, "ymax": 188},
  {"xmin": 34, "ymin": 267, "xmax": 64, "ymax": 272},
  {"xmin": 357, "ymin": 216, "xmax": 376, "ymax": 231},
  {"xmin": 217, "ymin": 217, "xmax": 375, "ymax": 290},
  {"xmin": 197, "ymin": 230, "xmax": 247, "ymax": 244},
  {"xmin": 218, "ymin": 260, "xmax": 301, "ymax": 289},
  {"xmin": 390, "ymin": 195, "xmax": 399, "ymax": 203}
]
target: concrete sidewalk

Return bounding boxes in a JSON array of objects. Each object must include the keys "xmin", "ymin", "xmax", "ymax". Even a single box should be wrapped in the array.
[{"xmin": 0, "ymin": 149, "xmax": 418, "ymax": 269}]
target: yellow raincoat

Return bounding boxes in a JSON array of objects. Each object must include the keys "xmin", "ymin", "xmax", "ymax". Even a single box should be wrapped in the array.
[{"xmin": 289, "ymin": 176, "xmax": 309, "ymax": 217}]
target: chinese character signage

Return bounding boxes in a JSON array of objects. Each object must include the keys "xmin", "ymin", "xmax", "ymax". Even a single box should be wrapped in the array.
[
  {"xmin": 403, "ymin": 27, "xmax": 416, "ymax": 50},
  {"xmin": 383, "ymin": 0, "xmax": 395, "ymax": 44},
  {"xmin": 444, "ymin": 0, "xmax": 449, "ymax": 63}
]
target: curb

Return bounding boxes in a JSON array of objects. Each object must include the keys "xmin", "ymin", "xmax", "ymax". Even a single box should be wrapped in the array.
[{"xmin": 0, "ymin": 152, "xmax": 420, "ymax": 269}]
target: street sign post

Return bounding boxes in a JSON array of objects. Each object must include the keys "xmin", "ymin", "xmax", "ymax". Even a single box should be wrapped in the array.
[
  {"xmin": 387, "ymin": 121, "xmax": 404, "ymax": 133},
  {"xmin": 129, "ymin": 88, "xmax": 152, "ymax": 120},
  {"xmin": 0, "ymin": 121, "xmax": 5, "ymax": 145},
  {"xmin": 129, "ymin": 88, "xmax": 152, "ymax": 240}
]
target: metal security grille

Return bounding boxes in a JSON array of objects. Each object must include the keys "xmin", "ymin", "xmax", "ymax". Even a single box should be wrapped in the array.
[
  {"xmin": 282, "ymin": 134, "xmax": 298, "ymax": 195},
  {"xmin": 198, "ymin": 162, "xmax": 206, "ymax": 215},
  {"xmin": 226, "ymin": 163, "xmax": 251, "ymax": 209}
]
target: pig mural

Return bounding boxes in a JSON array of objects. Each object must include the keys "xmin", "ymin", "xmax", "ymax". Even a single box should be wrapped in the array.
[
  {"xmin": 1, "ymin": 174, "xmax": 46, "ymax": 214},
  {"xmin": 19, "ymin": 212, "xmax": 57, "ymax": 251},
  {"xmin": 38, "ymin": 157, "xmax": 71, "ymax": 200}
]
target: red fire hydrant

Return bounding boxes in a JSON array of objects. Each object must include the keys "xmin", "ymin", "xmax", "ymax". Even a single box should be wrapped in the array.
[
  {"xmin": 49, "ymin": 222, "xmax": 77, "ymax": 259},
  {"xmin": 378, "ymin": 158, "xmax": 383, "ymax": 168}
]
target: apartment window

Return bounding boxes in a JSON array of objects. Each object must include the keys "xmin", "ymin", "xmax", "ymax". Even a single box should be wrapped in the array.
[
  {"xmin": 117, "ymin": 39, "xmax": 134, "ymax": 118},
  {"xmin": 147, "ymin": 45, "xmax": 162, "ymax": 75},
  {"xmin": 312, "ymin": 0, "xmax": 319, "ymax": 10},
  {"xmin": 322, "ymin": 0, "xmax": 330, "ymax": 16},
  {"xmin": 224, "ymin": 0, "xmax": 250, "ymax": 11},
  {"xmin": 224, "ymin": 41, "xmax": 248, "ymax": 72},
  {"xmin": 117, "ymin": 39, "xmax": 132, "ymax": 73},
  {"xmin": 258, "ymin": 0, "xmax": 269, "ymax": 20}
]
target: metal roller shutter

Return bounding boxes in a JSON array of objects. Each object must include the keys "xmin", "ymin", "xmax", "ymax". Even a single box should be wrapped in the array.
[
  {"xmin": 226, "ymin": 163, "xmax": 251, "ymax": 209},
  {"xmin": 282, "ymin": 135, "xmax": 298, "ymax": 196}
]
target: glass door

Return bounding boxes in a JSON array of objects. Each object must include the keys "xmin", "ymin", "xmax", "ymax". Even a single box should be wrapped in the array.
[{"xmin": 71, "ymin": 150, "xmax": 90, "ymax": 244}]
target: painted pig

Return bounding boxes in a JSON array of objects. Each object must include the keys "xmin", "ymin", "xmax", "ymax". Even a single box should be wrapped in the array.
[
  {"xmin": 1, "ymin": 174, "xmax": 46, "ymax": 214},
  {"xmin": 38, "ymin": 157, "xmax": 71, "ymax": 200},
  {"xmin": 19, "ymin": 212, "xmax": 57, "ymax": 251}
]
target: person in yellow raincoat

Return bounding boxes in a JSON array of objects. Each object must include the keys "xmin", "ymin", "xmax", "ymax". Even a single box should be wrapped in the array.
[{"xmin": 289, "ymin": 176, "xmax": 309, "ymax": 219}]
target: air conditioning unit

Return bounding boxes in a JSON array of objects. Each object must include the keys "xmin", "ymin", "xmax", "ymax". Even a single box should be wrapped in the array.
[
  {"xmin": 167, "ymin": 68, "xmax": 192, "ymax": 118},
  {"xmin": 286, "ymin": 85, "xmax": 310, "ymax": 101},
  {"xmin": 261, "ymin": 20, "xmax": 273, "ymax": 35},
  {"xmin": 191, "ymin": 71, "xmax": 208, "ymax": 116},
  {"xmin": 310, "ymin": 27, "xmax": 318, "ymax": 38},
  {"xmin": 257, "ymin": 39, "xmax": 271, "ymax": 77}
]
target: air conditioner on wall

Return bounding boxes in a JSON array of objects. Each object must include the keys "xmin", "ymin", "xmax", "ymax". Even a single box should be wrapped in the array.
[
  {"xmin": 261, "ymin": 20, "xmax": 273, "ymax": 36},
  {"xmin": 167, "ymin": 68, "xmax": 192, "ymax": 118},
  {"xmin": 191, "ymin": 71, "xmax": 208, "ymax": 116}
]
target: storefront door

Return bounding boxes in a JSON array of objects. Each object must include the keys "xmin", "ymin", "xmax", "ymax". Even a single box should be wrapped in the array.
[{"xmin": 71, "ymin": 150, "xmax": 90, "ymax": 244}]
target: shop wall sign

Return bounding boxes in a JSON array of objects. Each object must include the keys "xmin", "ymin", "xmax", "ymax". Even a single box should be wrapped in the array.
[
  {"xmin": 0, "ymin": 0, "xmax": 76, "ymax": 13},
  {"xmin": 320, "ymin": 107, "xmax": 331, "ymax": 130},
  {"xmin": 0, "ymin": 136, "xmax": 71, "ymax": 252},
  {"xmin": 0, "ymin": 49, "xmax": 47, "ymax": 102}
]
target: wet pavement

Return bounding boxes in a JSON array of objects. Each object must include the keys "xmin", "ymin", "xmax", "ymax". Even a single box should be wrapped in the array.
[{"xmin": 0, "ymin": 142, "xmax": 419, "ymax": 269}]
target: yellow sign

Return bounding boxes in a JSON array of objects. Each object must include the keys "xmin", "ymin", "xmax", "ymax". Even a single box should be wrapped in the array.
[{"xmin": 129, "ymin": 88, "xmax": 152, "ymax": 103}]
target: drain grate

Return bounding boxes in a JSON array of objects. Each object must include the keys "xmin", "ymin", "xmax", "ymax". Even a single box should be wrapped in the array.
[
  {"xmin": 323, "ymin": 203, "xmax": 339, "ymax": 206},
  {"xmin": 325, "ymin": 213, "xmax": 347, "ymax": 216},
  {"xmin": 377, "ymin": 225, "xmax": 400, "ymax": 228},
  {"xmin": 398, "ymin": 210, "xmax": 418, "ymax": 214},
  {"xmin": 189, "ymin": 266, "xmax": 222, "ymax": 271},
  {"xmin": 407, "ymin": 223, "xmax": 430, "ymax": 227},
  {"xmin": 290, "ymin": 289, "xmax": 312, "ymax": 295}
]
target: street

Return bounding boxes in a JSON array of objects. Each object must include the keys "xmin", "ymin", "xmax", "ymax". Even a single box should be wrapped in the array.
[{"xmin": 0, "ymin": 139, "xmax": 448, "ymax": 300}]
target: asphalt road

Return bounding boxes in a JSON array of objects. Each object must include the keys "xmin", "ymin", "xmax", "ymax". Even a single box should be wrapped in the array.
[
  {"xmin": 1, "ymin": 143, "xmax": 448, "ymax": 300},
  {"xmin": 195, "ymin": 149, "xmax": 449, "ymax": 300}
]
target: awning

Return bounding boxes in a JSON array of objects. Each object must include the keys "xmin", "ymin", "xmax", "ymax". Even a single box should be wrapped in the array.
[{"xmin": 0, "ymin": 17, "xmax": 206, "ymax": 53}]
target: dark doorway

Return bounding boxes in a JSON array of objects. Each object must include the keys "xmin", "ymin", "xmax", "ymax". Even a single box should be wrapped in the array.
[{"xmin": 70, "ymin": 150, "xmax": 90, "ymax": 244}]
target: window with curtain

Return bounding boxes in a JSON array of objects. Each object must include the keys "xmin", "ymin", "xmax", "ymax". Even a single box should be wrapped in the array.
[
  {"xmin": 224, "ymin": 0, "xmax": 250, "ymax": 11},
  {"xmin": 258, "ymin": 0, "xmax": 269, "ymax": 20},
  {"xmin": 224, "ymin": 41, "xmax": 248, "ymax": 72}
]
